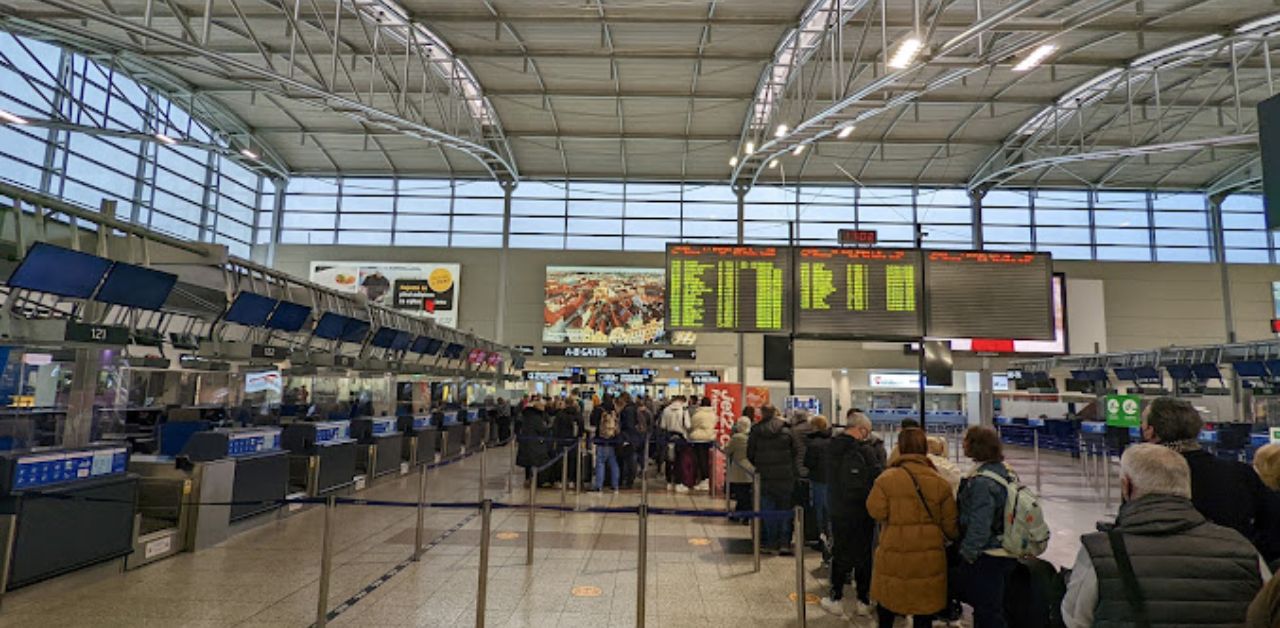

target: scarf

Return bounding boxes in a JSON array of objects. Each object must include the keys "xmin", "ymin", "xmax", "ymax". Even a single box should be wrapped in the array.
[{"xmin": 1162, "ymin": 438, "xmax": 1202, "ymax": 453}]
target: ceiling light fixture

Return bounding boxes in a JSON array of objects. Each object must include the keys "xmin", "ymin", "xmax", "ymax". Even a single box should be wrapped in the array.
[
  {"xmin": 0, "ymin": 109, "xmax": 29, "ymax": 125},
  {"xmin": 887, "ymin": 36, "xmax": 924, "ymax": 70},
  {"xmin": 769, "ymin": 159, "xmax": 779, "ymax": 169},
  {"xmin": 240, "ymin": 147, "xmax": 260, "ymax": 160},
  {"xmin": 154, "ymin": 133, "xmax": 178, "ymax": 145},
  {"xmin": 837, "ymin": 124, "xmax": 856, "ymax": 139},
  {"xmin": 729, "ymin": 156, "xmax": 739, "ymax": 167},
  {"xmin": 775, "ymin": 124, "xmax": 788, "ymax": 137},
  {"xmin": 1013, "ymin": 44, "xmax": 1057, "ymax": 72},
  {"xmin": 745, "ymin": 141, "xmax": 755, "ymax": 154},
  {"xmin": 792, "ymin": 144, "xmax": 806, "ymax": 156}
]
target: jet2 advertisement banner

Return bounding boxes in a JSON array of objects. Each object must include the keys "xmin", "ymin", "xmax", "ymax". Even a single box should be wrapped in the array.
[
  {"xmin": 310, "ymin": 262, "xmax": 460, "ymax": 328},
  {"xmin": 704, "ymin": 382, "xmax": 742, "ymax": 447}
]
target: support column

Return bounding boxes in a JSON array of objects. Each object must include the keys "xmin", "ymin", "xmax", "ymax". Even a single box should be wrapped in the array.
[
  {"xmin": 979, "ymin": 357, "xmax": 994, "ymax": 427},
  {"xmin": 266, "ymin": 177, "xmax": 286, "ymax": 268},
  {"xmin": 1209, "ymin": 192, "xmax": 1244, "ymax": 418},
  {"xmin": 495, "ymin": 181, "xmax": 517, "ymax": 344},
  {"xmin": 969, "ymin": 186, "xmax": 987, "ymax": 250},
  {"xmin": 735, "ymin": 183, "xmax": 748, "ymax": 406}
]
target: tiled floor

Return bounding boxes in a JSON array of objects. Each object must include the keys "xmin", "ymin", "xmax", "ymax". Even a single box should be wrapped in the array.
[{"xmin": 0, "ymin": 437, "xmax": 1114, "ymax": 627}]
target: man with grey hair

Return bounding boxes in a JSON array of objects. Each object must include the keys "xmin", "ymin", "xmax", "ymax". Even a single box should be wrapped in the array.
[
  {"xmin": 1062, "ymin": 444, "xmax": 1267, "ymax": 627},
  {"xmin": 1141, "ymin": 397, "xmax": 1277, "ymax": 560},
  {"xmin": 819, "ymin": 410, "xmax": 885, "ymax": 618}
]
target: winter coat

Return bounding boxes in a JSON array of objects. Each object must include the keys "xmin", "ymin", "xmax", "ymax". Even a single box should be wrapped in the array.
[
  {"xmin": 747, "ymin": 417, "xmax": 795, "ymax": 494},
  {"xmin": 688, "ymin": 406, "xmax": 717, "ymax": 442},
  {"xmin": 660, "ymin": 401, "xmax": 689, "ymax": 436},
  {"xmin": 826, "ymin": 432, "xmax": 884, "ymax": 520},
  {"xmin": 928, "ymin": 454, "xmax": 962, "ymax": 496},
  {"xmin": 866, "ymin": 434, "xmax": 888, "ymax": 470},
  {"xmin": 1079, "ymin": 494, "xmax": 1264, "ymax": 628},
  {"xmin": 619, "ymin": 402, "xmax": 642, "ymax": 448},
  {"xmin": 553, "ymin": 408, "xmax": 580, "ymax": 442},
  {"xmin": 1182, "ymin": 448, "xmax": 1277, "ymax": 561},
  {"xmin": 1247, "ymin": 570, "xmax": 1280, "ymax": 628},
  {"xmin": 866, "ymin": 454, "xmax": 960, "ymax": 616},
  {"xmin": 791, "ymin": 418, "xmax": 816, "ymax": 478},
  {"xmin": 516, "ymin": 407, "xmax": 552, "ymax": 468},
  {"xmin": 957, "ymin": 461, "xmax": 1012, "ymax": 562},
  {"xmin": 724, "ymin": 420, "xmax": 754, "ymax": 484},
  {"xmin": 803, "ymin": 430, "xmax": 832, "ymax": 484}
]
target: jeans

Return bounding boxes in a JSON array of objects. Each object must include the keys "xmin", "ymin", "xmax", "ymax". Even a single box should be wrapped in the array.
[
  {"xmin": 760, "ymin": 488, "xmax": 794, "ymax": 549},
  {"xmin": 876, "ymin": 606, "xmax": 933, "ymax": 628},
  {"xmin": 829, "ymin": 514, "xmax": 874, "ymax": 603},
  {"xmin": 594, "ymin": 445, "xmax": 619, "ymax": 491},
  {"xmin": 960, "ymin": 554, "xmax": 1018, "ymax": 628},
  {"xmin": 810, "ymin": 482, "xmax": 830, "ymax": 555}
]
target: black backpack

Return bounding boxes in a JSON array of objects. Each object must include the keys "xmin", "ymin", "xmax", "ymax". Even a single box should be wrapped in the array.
[{"xmin": 1003, "ymin": 557, "xmax": 1069, "ymax": 628}]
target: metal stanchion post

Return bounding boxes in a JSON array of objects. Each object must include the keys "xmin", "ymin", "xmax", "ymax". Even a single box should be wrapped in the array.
[
  {"xmin": 475, "ymin": 499, "xmax": 492, "ymax": 628},
  {"xmin": 723, "ymin": 450, "xmax": 731, "ymax": 515},
  {"xmin": 315, "ymin": 495, "xmax": 336, "ymax": 628},
  {"xmin": 1104, "ymin": 447, "xmax": 1112, "ymax": 511},
  {"xmin": 526, "ymin": 479, "xmax": 537, "ymax": 565},
  {"xmin": 413, "ymin": 463, "xmax": 428, "ymax": 561},
  {"xmin": 560, "ymin": 448, "xmax": 569, "ymax": 508},
  {"xmin": 636, "ymin": 503, "xmax": 648, "ymax": 628},
  {"xmin": 507, "ymin": 437, "xmax": 515, "ymax": 495},
  {"xmin": 1083, "ymin": 442, "xmax": 1093, "ymax": 484},
  {"xmin": 479, "ymin": 441, "xmax": 488, "ymax": 503},
  {"xmin": 641, "ymin": 436, "xmax": 651, "ymax": 505},
  {"xmin": 794, "ymin": 506, "xmax": 806, "ymax": 627},
  {"xmin": 1034, "ymin": 429, "xmax": 1041, "ymax": 494},
  {"xmin": 575, "ymin": 436, "xmax": 585, "ymax": 497},
  {"xmin": 751, "ymin": 474, "xmax": 761, "ymax": 573}
]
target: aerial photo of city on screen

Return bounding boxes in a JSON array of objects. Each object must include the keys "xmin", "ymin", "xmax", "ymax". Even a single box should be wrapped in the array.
[{"xmin": 543, "ymin": 267, "xmax": 694, "ymax": 345}]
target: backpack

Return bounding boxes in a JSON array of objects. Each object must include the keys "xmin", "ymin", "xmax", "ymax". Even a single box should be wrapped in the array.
[
  {"xmin": 599, "ymin": 411, "xmax": 619, "ymax": 439},
  {"xmin": 979, "ymin": 469, "xmax": 1050, "ymax": 558}
]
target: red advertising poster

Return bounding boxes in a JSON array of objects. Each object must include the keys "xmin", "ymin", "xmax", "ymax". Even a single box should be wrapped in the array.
[
  {"xmin": 746, "ymin": 386, "xmax": 771, "ymax": 418},
  {"xmin": 705, "ymin": 383, "xmax": 742, "ymax": 446}
]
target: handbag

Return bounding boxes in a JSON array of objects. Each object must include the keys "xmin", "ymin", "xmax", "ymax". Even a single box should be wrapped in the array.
[{"xmin": 1107, "ymin": 529, "xmax": 1152, "ymax": 628}]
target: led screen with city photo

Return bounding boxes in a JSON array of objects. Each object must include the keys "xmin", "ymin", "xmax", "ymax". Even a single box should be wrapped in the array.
[{"xmin": 543, "ymin": 266, "xmax": 694, "ymax": 345}]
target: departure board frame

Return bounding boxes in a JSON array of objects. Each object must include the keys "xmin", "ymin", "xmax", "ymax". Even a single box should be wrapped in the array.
[
  {"xmin": 665, "ymin": 243, "xmax": 1055, "ymax": 341},
  {"xmin": 665, "ymin": 244, "xmax": 791, "ymax": 334}
]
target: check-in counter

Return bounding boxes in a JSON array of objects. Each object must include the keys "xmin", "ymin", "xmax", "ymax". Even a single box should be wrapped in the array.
[
  {"xmin": 0, "ymin": 444, "xmax": 136, "ymax": 591},
  {"xmin": 282, "ymin": 421, "xmax": 356, "ymax": 496},
  {"xmin": 126, "ymin": 427, "xmax": 287, "ymax": 569},
  {"xmin": 397, "ymin": 415, "xmax": 437, "ymax": 467},
  {"xmin": 351, "ymin": 418, "xmax": 404, "ymax": 480},
  {"xmin": 439, "ymin": 411, "xmax": 465, "ymax": 459},
  {"xmin": 464, "ymin": 408, "xmax": 489, "ymax": 452}
]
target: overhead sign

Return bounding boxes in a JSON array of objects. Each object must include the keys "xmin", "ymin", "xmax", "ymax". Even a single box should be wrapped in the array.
[
  {"xmin": 64, "ymin": 322, "xmax": 130, "ymax": 345},
  {"xmin": 838, "ymin": 229, "xmax": 878, "ymax": 246},
  {"xmin": 785, "ymin": 395, "xmax": 822, "ymax": 416},
  {"xmin": 868, "ymin": 371, "xmax": 944, "ymax": 389},
  {"xmin": 1105, "ymin": 394, "xmax": 1142, "ymax": 428},
  {"xmin": 687, "ymin": 369, "xmax": 721, "ymax": 384},
  {"xmin": 541, "ymin": 345, "xmax": 697, "ymax": 360},
  {"xmin": 311, "ymin": 262, "xmax": 460, "ymax": 328}
]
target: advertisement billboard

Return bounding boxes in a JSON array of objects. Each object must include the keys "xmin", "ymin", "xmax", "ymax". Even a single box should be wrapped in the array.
[
  {"xmin": 543, "ymin": 266, "xmax": 694, "ymax": 345},
  {"xmin": 310, "ymin": 262, "xmax": 460, "ymax": 328}
]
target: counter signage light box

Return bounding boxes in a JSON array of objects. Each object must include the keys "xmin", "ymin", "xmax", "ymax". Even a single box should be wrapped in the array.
[{"xmin": 311, "ymin": 262, "xmax": 461, "ymax": 328}]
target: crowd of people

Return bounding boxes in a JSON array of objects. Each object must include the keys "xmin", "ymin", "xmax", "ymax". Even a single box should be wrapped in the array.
[{"xmin": 499, "ymin": 391, "xmax": 1280, "ymax": 626}]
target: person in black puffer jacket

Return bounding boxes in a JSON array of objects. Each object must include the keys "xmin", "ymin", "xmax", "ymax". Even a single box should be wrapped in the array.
[
  {"xmin": 819, "ymin": 411, "xmax": 884, "ymax": 617},
  {"xmin": 618, "ymin": 392, "xmax": 642, "ymax": 489},
  {"xmin": 516, "ymin": 399, "xmax": 551, "ymax": 484},
  {"xmin": 748, "ymin": 404, "xmax": 796, "ymax": 554},
  {"xmin": 804, "ymin": 415, "xmax": 834, "ymax": 563}
]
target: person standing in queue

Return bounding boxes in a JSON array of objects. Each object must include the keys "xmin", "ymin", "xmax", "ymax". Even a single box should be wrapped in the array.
[
  {"xmin": 1062, "ymin": 443, "xmax": 1267, "ymax": 628},
  {"xmin": 723, "ymin": 417, "xmax": 755, "ymax": 523},
  {"xmin": 617, "ymin": 392, "xmax": 641, "ymax": 489},
  {"xmin": 688, "ymin": 397, "xmax": 718, "ymax": 491},
  {"xmin": 747, "ymin": 404, "xmax": 796, "ymax": 555},
  {"xmin": 1141, "ymin": 397, "xmax": 1278, "ymax": 563},
  {"xmin": 820, "ymin": 411, "xmax": 884, "ymax": 618},
  {"xmin": 866, "ymin": 427, "xmax": 959, "ymax": 628},
  {"xmin": 516, "ymin": 397, "xmax": 551, "ymax": 485},
  {"xmin": 592, "ymin": 407, "xmax": 622, "ymax": 493},
  {"xmin": 956, "ymin": 426, "xmax": 1018, "ymax": 628},
  {"xmin": 803, "ymin": 414, "xmax": 834, "ymax": 564}
]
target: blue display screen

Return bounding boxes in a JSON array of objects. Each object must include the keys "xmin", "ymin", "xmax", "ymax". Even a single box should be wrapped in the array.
[
  {"xmin": 370, "ymin": 327, "xmax": 398, "ymax": 349},
  {"xmin": 225, "ymin": 292, "xmax": 279, "ymax": 327},
  {"xmin": 410, "ymin": 336, "xmax": 432, "ymax": 353},
  {"xmin": 341, "ymin": 319, "xmax": 371, "ymax": 343},
  {"xmin": 391, "ymin": 331, "xmax": 413, "ymax": 351},
  {"xmin": 313, "ymin": 312, "xmax": 346, "ymax": 340},
  {"xmin": 423, "ymin": 338, "xmax": 444, "ymax": 356},
  {"xmin": 266, "ymin": 301, "xmax": 312, "ymax": 332},
  {"xmin": 8, "ymin": 242, "xmax": 112, "ymax": 298},
  {"xmin": 1233, "ymin": 361, "xmax": 1268, "ymax": 378},
  {"xmin": 444, "ymin": 343, "xmax": 465, "ymax": 358},
  {"xmin": 94, "ymin": 262, "xmax": 178, "ymax": 310}
]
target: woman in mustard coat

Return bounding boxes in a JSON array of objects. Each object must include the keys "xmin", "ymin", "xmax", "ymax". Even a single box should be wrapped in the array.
[{"xmin": 866, "ymin": 428, "xmax": 960, "ymax": 628}]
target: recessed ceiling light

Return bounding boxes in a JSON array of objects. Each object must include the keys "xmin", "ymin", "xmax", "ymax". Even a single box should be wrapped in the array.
[
  {"xmin": 792, "ymin": 144, "xmax": 806, "ymax": 156},
  {"xmin": 769, "ymin": 159, "xmax": 779, "ymax": 169},
  {"xmin": 1013, "ymin": 44, "xmax": 1057, "ymax": 72},
  {"xmin": 745, "ymin": 141, "xmax": 755, "ymax": 154},
  {"xmin": 154, "ymin": 133, "xmax": 178, "ymax": 145},
  {"xmin": 240, "ymin": 147, "xmax": 260, "ymax": 159},
  {"xmin": 729, "ymin": 156, "xmax": 738, "ymax": 167},
  {"xmin": 837, "ymin": 124, "xmax": 856, "ymax": 139},
  {"xmin": 775, "ymin": 124, "xmax": 788, "ymax": 137},
  {"xmin": 888, "ymin": 36, "xmax": 924, "ymax": 70}
]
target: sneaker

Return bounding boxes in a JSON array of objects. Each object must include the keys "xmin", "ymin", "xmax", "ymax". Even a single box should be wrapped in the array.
[
  {"xmin": 675, "ymin": 484, "xmax": 690, "ymax": 493},
  {"xmin": 778, "ymin": 544, "xmax": 795, "ymax": 557},
  {"xmin": 850, "ymin": 600, "xmax": 874, "ymax": 618},
  {"xmin": 695, "ymin": 480, "xmax": 709, "ymax": 491},
  {"xmin": 819, "ymin": 597, "xmax": 845, "ymax": 616}
]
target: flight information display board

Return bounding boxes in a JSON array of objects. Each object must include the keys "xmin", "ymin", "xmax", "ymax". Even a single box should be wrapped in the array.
[
  {"xmin": 666, "ymin": 244, "xmax": 790, "ymax": 332},
  {"xmin": 797, "ymin": 247, "xmax": 921, "ymax": 337},
  {"xmin": 924, "ymin": 251, "xmax": 1054, "ymax": 340}
]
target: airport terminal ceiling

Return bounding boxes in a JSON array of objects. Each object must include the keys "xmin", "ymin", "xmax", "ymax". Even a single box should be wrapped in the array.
[{"xmin": 0, "ymin": 0, "xmax": 1277, "ymax": 191}]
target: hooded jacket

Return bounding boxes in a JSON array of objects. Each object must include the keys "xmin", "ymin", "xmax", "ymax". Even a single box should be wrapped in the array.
[
  {"xmin": 747, "ymin": 417, "xmax": 794, "ymax": 493},
  {"xmin": 803, "ymin": 429, "xmax": 833, "ymax": 484},
  {"xmin": 688, "ymin": 405, "xmax": 717, "ymax": 442},
  {"xmin": 825, "ymin": 432, "xmax": 884, "ymax": 520},
  {"xmin": 957, "ymin": 461, "xmax": 1013, "ymax": 562},
  {"xmin": 516, "ymin": 406, "xmax": 551, "ymax": 468},
  {"xmin": 724, "ymin": 418, "xmax": 755, "ymax": 485},
  {"xmin": 867, "ymin": 454, "xmax": 960, "ymax": 616}
]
